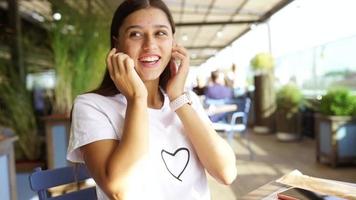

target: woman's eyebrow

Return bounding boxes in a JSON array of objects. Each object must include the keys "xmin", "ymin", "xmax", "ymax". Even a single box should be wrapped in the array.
[
  {"xmin": 125, "ymin": 24, "xmax": 170, "ymax": 32},
  {"xmin": 155, "ymin": 25, "xmax": 169, "ymax": 29}
]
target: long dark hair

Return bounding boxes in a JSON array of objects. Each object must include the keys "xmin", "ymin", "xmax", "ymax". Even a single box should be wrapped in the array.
[{"xmin": 93, "ymin": 0, "xmax": 176, "ymax": 96}]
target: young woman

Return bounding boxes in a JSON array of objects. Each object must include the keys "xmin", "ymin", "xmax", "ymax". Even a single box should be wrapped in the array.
[{"xmin": 67, "ymin": 0, "xmax": 237, "ymax": 199}]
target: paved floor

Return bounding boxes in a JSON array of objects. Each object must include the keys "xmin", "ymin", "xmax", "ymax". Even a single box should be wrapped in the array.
[{"xmin": 208, "ymin": 130, "xmax": 356, "ymax": 199}]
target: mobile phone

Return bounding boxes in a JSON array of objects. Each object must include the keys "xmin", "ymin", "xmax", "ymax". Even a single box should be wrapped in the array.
[
  {"xmin": 173, "ymin": 58, "xmax": 181, "ymax": 68},
  {"xmin": 278, "ymin": 187, "xmax": 346, "ymax": 200}
]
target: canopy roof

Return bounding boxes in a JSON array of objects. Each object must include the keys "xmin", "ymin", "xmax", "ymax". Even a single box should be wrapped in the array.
[{"xmin": 4, "ymin": 0, "xmax": 293, "ymax": 66}]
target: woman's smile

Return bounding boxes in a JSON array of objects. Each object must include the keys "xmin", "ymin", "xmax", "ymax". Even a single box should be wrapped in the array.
[{"xmin": 138, "ymin": 54, "xmax": 162, "ymax": 68}]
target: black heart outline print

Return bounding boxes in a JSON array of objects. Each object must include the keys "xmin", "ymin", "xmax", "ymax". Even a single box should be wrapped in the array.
[{"xmin": 161, "ymin": 147, "xmax": 190, "ymax": 182}]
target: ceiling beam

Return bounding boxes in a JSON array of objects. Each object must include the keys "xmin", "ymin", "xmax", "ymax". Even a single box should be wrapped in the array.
[
  {"xmin": 193, "ymin": 0, "xmax": 294, "ymax": 66},
  {"xmin": 176, "ymin": 19, "xmax": 260, "ymax": 27},
  {"xmin": 259, "ymin": 0, "xmax": 294, "ymax": 22},
  {"xmin": 225, "ymin": 0, "xmax": 294, "ymax": 47}
]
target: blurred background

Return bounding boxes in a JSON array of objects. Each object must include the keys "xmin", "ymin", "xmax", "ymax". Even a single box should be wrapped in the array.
[{"xmin": 1, "ymin": 0, "xmax": 356, "ymax": 199}]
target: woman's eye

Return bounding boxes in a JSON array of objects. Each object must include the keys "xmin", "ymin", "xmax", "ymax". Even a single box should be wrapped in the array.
[
  {"xmin": 129, "ymin": 32, "xmax": 142, "ymax": 38},
  {"xmin": 156, "ymin": 31, "xmax": 167, "ymax": 36}
]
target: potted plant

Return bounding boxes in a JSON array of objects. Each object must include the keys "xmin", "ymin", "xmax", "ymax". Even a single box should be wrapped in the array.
[
  {"xmin": 275, "ymin": 83, "xmax": 303, "ymax": 141},
  {"xmin": 250, "ymin": 52, "xmax": 277, "ymax": 134},
  {"xmin": 43, "ymin": 1, "xmax": 108, "ymax": 168},
  {"xmin": 50, "ymin": 5, "xmax": 108, "ymax": 114},
  {"xmin": 0, "ymin": 59, "xmax": 43, "ymax": 169},
  {"xmin": 315, "ymin": 87, "xmax": 356, "ymax": 167}
]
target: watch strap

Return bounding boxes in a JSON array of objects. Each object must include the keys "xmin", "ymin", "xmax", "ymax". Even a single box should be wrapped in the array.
[{"xmin": 169, "ymin": 92, "xmax": 192, "ymax": 112}]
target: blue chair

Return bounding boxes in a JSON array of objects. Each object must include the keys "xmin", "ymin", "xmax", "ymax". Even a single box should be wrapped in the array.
[
  {"xmin": 29, "ymin": 164, "xmax": 97, "ymax": 200},
  {"xmin": 205, "ymin": 98, "xmax": 234, "ymax": 123},
  {"xmin": 211, "ymin": 97, "xmax": 253, "ymax": 159}
]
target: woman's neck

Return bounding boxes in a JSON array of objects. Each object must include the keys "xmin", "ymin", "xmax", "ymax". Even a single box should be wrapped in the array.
[{"xmin": 144, "ymin": 80, "xmax": 164, "ymax": 109}]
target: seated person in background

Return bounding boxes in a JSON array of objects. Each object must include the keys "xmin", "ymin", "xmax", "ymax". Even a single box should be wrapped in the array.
[
  {"xmin": 205, "ymin": 70, "xmax": 233, "ymax": 99},
  {"xmin": 226, "ymin": 64, "xmax": 247, "ymax": 98},
  {"xmin": 192, "ymin": 75, "xmax": 207, "ymax": 96},
  {"xmin": 204, "ymin": 70, "xmax": 234, "ymax": 122}
]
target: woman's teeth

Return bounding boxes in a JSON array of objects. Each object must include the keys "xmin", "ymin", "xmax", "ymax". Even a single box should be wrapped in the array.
[{"xmin": 140, "ymin": 56, "xmax": 159, "ymax": 63}]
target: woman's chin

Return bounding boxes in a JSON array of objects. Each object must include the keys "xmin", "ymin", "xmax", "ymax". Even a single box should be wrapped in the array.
[{"xmin": 140, "ymin": 73, "xmax": 161, "ymax": 82}]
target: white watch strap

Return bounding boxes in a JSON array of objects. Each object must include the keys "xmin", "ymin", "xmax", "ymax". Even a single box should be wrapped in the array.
[{"xmin": 169, "ymin": 92, "xmax": 192, "ymax": 112}]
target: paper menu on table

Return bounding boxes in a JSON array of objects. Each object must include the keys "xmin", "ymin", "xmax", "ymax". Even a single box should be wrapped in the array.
[{"xmin": 275, "ymin": 170, "xmax": 356, "ymax": 200}]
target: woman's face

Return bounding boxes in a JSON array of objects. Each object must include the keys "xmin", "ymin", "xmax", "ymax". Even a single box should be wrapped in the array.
[{"xmin": 117, "ymin": 7, "xmax": 174, "ymax": 82}]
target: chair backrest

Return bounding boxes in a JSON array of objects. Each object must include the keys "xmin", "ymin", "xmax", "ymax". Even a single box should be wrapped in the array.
[
  {"xmin": 241, "ymin": 97, "xmax": 251, "ymax": 125},
  {"xmin": 232, "ymin": 97, "xmax": 251, "ymax": 113},
  {"xmin": 29, "ymin": 164, "xmax": 97, "ymax": 200},
  {"xmin": 204, "ymin": 98, "xmax": 229, "ymax": 106},
  {"xmin": 230, "ymin": 97, "xmax": 251, "ymax": 126}
]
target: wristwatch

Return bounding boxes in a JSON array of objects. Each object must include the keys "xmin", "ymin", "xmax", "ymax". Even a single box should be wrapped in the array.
[{"xmin": 169, "ymin": 92, "xmax": 192, "ymax": 112}]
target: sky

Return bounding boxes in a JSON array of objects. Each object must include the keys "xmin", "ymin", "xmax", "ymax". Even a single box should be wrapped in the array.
[
  {"xmin": 270, "ymin": 0, "xmax": 356, "ymax": 57},
  {"xmin": 197, "ymin": 0, "xmax": 356, "ymax": 86}
]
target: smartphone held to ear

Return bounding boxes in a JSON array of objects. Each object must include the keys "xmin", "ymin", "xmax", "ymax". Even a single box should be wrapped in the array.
[{"xmin": 173, "ymin": 58, "xmax": 181, "ymax": 68}]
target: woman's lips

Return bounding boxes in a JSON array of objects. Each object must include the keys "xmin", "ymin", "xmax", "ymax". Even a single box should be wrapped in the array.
[{"xmin": 138, "ymin": 55, "xmax": 161, "ymax": 68}]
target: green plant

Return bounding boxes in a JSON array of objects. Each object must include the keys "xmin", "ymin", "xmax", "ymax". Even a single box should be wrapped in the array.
[
  {"xmin": 50, "ymin": 2, "xmax": 109, "ymax": 114},
  {"xmin": 320, "ymin": 87, "xmax": 356, "ymax": 116},
  {"xmin": 0, "ymin": 59, "xmax": 41, "ymax": 160},
  {"xmin": 250, "ymin": 52, "xmax": 275, "ymax": 72},
  {"xmin": 276, "ymin": 83, "xmax": 303, "ymax": 118}
]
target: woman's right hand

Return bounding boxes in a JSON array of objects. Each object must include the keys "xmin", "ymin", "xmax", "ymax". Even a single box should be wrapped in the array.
[{"xmin": 107, "ymin": 48, "xmax": 147, "ymax": 101}]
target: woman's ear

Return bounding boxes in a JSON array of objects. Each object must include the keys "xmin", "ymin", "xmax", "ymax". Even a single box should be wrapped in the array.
[
  {"xmin": 112, "ymin": 36, "xmax": 119, "ymax": 51},
  {"xmin": 172, "ymin": 37, "xmax": 176, "ymax": 47}
]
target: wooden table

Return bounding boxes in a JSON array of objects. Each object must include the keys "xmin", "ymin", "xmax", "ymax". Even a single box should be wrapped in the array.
[
  {"xmin": 206, "ymin": 104, "xmax": 238, "ymax": 116},
  {"xmin": 241, "ymin": 181, "xmax": 289, "ymax": 200},
  {"xmin": 241, "ymin": 178, "xmax": 356, "ymax": 200}
]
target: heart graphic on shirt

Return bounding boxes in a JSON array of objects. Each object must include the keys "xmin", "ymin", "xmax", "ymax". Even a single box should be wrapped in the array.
[{"xmin": 161, "ymin": 147, "xmax": 190, "ymax": 181}]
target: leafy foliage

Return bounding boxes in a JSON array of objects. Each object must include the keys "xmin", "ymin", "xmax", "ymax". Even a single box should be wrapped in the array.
[
  {"xmin": 250, "ymin": 52, "xmax": 275, "ymax": 72},
  {"xmin": 276, "ymin": 83, "xmax": 303, "ymax": 118},
  {"xmin": 50, "ymin": 2, "xmax": 109, "ymax": 113},
  {"xmin": 0, "ymin": 59, "xmax": 41, "ymax": 160},
  {"xmin": 320, "ymin": 87, "xmax": 356, "ymax": 116}
]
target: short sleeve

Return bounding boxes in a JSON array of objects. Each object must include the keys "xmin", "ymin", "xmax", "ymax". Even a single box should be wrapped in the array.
[
  {"xmin": 189, "ymin": 91, "xmax": 212, "ymax": 124},
  {"xmin": 67, "ymin": 95, "xmax": 119, "ymax": 163}
]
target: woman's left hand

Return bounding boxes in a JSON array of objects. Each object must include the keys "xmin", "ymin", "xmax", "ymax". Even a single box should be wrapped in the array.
[{"xmin": 166, "ymin": 43, "xmax": 190, "ymax": 100}]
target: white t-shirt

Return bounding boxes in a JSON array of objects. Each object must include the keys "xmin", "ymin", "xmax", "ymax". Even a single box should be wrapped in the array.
[{"xmin": 67, "ymin": 90, "xmax": 211, "ymax": 200}]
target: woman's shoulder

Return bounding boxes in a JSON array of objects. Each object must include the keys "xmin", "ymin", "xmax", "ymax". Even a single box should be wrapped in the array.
[
  {"xmin": 74, "ymin": 93, "xmax": 123, "ymax": 111},
  {"xmin": 75, "ymin": 92, "xmax": 106, "ymax": 101},
  {"xmin": 75, "ymin": 92, "xmax": 120, "ymax": 102}
]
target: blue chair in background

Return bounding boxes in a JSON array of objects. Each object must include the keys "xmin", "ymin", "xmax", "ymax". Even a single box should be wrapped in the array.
[
  {"xmin": 210, "ymin": 97, "xmax": 253, "ymax": 159},
  {"xmin": 28, "ymin": 163, "xmax": 97, "ymax": 200}
]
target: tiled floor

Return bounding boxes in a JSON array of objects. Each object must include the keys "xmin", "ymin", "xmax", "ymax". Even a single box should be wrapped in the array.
[{"xmin": 208, "ymin": 130, "xmax": 356, "ymax": 199}]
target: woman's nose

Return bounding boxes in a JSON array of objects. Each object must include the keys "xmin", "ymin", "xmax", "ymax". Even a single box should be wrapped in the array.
[{"xmin": 143, "ymin": 36, "xmax": 158, "ymax": 51}]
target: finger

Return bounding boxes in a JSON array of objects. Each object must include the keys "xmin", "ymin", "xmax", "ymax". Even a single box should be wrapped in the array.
[
  {"xmin": 120, "ymin": 53, "xmax": 131, "ymax": 74},
  {"xmin": 169, "ymin": 60, "xmax": 177, "ymax": 77},
  {"xmin": 112, "ymin": 53, "xmax": 120, "ymax": 75},
  {"xmin": 107, "ymin": 48, "xmax": 116, "ymax": 78},
  {"xmin": 172, "ymin": 48, "xmax": 189, "ymax": 65},
  {"xmin": 172, "ymin": 44, "xmax": 188, "ymax": 56},
  {"xmin": 172, "ymin": 52, "xmax": 189, "ymax": 73},
  {"xmin": 171, "ymin": 51, "xmax": 186, "ymax": 64},
  {"xmin": 124, "ymin": 57, "xmax": 135, "ymax": 73},
  {"xmin": 115, "ymin": 52, "xmax": 127, "ymax": 74}
]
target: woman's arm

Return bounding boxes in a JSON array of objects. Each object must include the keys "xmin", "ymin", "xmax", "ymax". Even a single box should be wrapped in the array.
[
  {"xmin": 81, "ymin": 98, "xmax": 148, "ymax": 199},
  {"xmin": 166, "ymin": 44, "xmax": 237, "ymax": 185},
  {"xmin": 80, "ymin": 49, "xmax": 149, "ymax": 199},
  {"xmin": 174, "ymin": 102, "xmax": 237, "ymax": 185}
]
